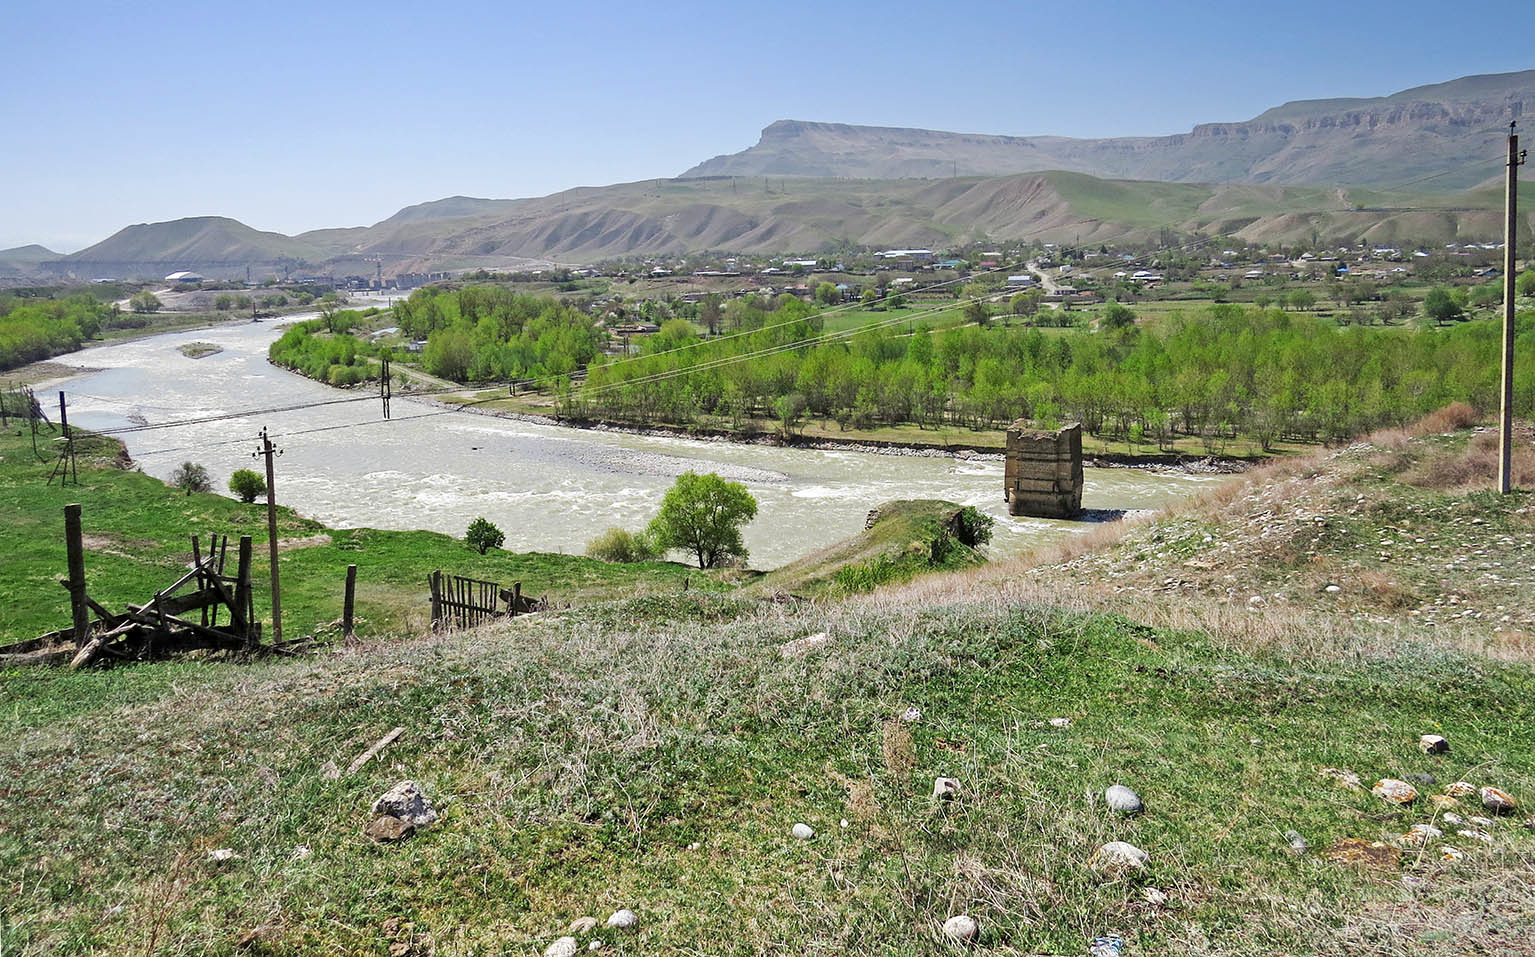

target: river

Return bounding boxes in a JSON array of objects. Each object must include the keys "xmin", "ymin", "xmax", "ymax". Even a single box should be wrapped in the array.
[{"xmin": 49, "ymin": 314, "xmax": 1224, "ymax": 567}]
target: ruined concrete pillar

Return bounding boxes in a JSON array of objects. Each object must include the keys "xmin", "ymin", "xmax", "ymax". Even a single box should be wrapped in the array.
[{"xmin": 1004, "ymin": 421, "xmax": 1083, "ymax": 519}]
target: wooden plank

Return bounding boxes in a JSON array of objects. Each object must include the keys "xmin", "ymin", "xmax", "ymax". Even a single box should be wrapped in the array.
[{"xmin": 344, "ymin": 726, "xmax": 404, "ymax": 775}]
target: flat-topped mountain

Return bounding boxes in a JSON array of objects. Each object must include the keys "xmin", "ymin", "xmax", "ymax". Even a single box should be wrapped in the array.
[{"xmin": 681, "ymin": 70, "xmax": 1535, "ymax": 189}]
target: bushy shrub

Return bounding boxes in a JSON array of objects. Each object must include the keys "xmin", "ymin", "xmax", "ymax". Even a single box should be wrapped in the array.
[
  {"xmin": 227, "ymin": 468, "xmax": 266, "ymax": 503},
  {"xmin": 171, "ymin": 461, "xmax": 211, "ymax": 496},
  {"xmin": 465, "ymin": 517, "xmax": 504, "ymax": 554},
  {"xmin": 585, "ymin": 527, "xmax": 661, "ymax": 563},
  {"xmin": 955, "ymin": 506, "xmax": 994, "ymax": 548}
]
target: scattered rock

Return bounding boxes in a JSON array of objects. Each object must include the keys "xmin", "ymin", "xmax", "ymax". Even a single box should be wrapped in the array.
[
  {"xmin": 1523, "ymin": 816, "xmax": 1535, "ymax": 831},
  {"xmin": 1093, "ymin": 841, "xmax": 1149, "ymax": 870},
  {"xmin": 588, "ymin": 943, "xmax": 603, "ymax": 952},
  {"xmin": 1284, "ymin": 829, "xmax": 1309, "ymax": 855},
  {"xmin": 1322, "ymin": 837, "xmax": 1401, "ymax": 870},
  {"xmin": 1048, "ymin": 717, "xmax": 1072, "ymax": 729},
  {"xmin": 568, "ymin": 917, "xmax": 597, "ymax": 935},
  {"xmin": 1406, "ymin": 773, "xmax": 1437, "ymax": 788},
  {"xmin": 1419, "ymin": 734, "xmax": 1449, "ymax": 754},
  {"xmin": 1457, "ymin": 828, "xmax": 1493, "ymax": 843},
  {"xmin": 1443, "ymin": 812, "xmax": 1466, "ymax": 826},
  {"xmin": 292, "ymin": 845, "xmax": 312, "ymax": 860},
  {"xmin": 605, "ymin": 909, "xmax": 638, "ymax": 930},
  {"xmin": 791, "ymin": 822, "xmax": 815, "ymax": 841},
  {"xmin": 941, "ymin": 914, "xmax": 978, "ymax": 943},
  {"xmin": 371, "ymin": 781, "xmax": 438, "ymax": 828},
  {"xmin": 320, "ymin": 760, "xmax": 340, "ymax": 780},
  {"xmin": 1372, "ymin": 778, "xmax": 1418, "ymax": 805},
  {"xmin": 932, "ymin": 777, "xmax": 960, "ymax": 801},
  {"xmin": 1430, "ymin": 794, "xmax": 1460, "ymax": 810},
  {"xmin": 780, "ymin": 632, "xmax": 830, "ymax": 657},
  {"xmin": 1324, "ymin": 583, "xmax": 1342, "ymax": 594},
  {"xmin": 1445, "ymin": 781, "xmax": 1477, "ymax": 797},
  {"xmin": 1469, "ymin": 815, "xmax": 1497, "ymax": 828},
  {"xmin": 544, "ymin": 938, "xmax": 579, "ymax": 957},
  {"xmin": 1142, "ymin": 886, "xmax": 1169, "ymax": 905},
  {"xmin": 1105, "ymin": 784, "xmax": 1143, "ymax": 815},
  {"xmin": 208, "ymin": 848, "xmax": 240, "ymax": 863},
  {"xmin": 1480, "ymin": 786, "xmax": 1518, "ymax": 815},
  {"xmin": 900, "ymin": 705, "xmax": 922, "ymax": 723},
  {"xmin": 1090, "ymin": 935, "xmax": 1126, "ymax": 957},
  {"xmin": 1402, "ymin": 823, "xmax": 1443, "ymax": 844},
  {"xmin": 1320, "ymin": 767, "xmax": 1364, "ymax": 791},
  {"xmin": 1441, "ymin": 846, "xmax": 1465, "ymax": 861},
  {"xmin": 364, "ymin": 815, "xmax": 415, "ymax": 842}
]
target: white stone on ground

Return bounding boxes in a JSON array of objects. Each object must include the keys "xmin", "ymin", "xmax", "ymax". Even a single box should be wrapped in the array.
[
  {"xmin": 1095, "ymin": 841, "xmax": 1149, "ymax": 869},
  {"xmin": 779, "ymin": 632, "xmax": 830, "ymax": 657},
  {"xmin": 1419, "ymin": 734, "xmax": 1449, "ymax": 754},
  {"xmin": 568, "ymin": 917, "xmax": 597, "ymax": 934},
  {"xmin": 605, "ymin": 909, "xmax": 637, "ymax": 929},
  {"xmin": 1105, "ymin": 784, "xmax": 1143, "ymax": 814},
  {"xmin": 1049, "ymin": 717, "xmax": 1072, "ymax": 728},
  {"xmin": 933, "ymin": 777, "xmax": 960, "ymax": 800},
  {"xmin": 792, "ymin": 822, "xmax": 815, "ymax": 840},
  {"xmin": 544, "ymin": 938, "xmax": 578, "ymax": 957},
  {"xmin": 941, "ymin": 914, "xmax": 978, "ymax": 942}
]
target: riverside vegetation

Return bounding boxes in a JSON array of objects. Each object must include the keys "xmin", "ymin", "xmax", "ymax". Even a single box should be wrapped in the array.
[
  {"xmin": 0, "ymin": 410, "xmax": 1531, "ymax": 954},
  {"xmin": 275, "ymin": 284, "xmax": 1535, "ymax": 457}
]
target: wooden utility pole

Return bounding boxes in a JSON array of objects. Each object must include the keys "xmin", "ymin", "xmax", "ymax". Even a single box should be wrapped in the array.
[
  {"xmin": 1500, "ymin": 122, "xmax": 1527, "ymax": 494},
  {"xmin": 255, "ymin": 428, "xmax": 283, "ymax": 642},
  {"xmin": 48, "ymin": 391, "xmax": 77, "ymax": 486},
  {"xmin": 342, "ymin": 564, "xmax": 358, "ymax": 638}
]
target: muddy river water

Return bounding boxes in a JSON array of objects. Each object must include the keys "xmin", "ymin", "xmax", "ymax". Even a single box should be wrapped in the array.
[{"xmin": 51, "ymin": 314, "xmax": 1223, "ymax": 567}]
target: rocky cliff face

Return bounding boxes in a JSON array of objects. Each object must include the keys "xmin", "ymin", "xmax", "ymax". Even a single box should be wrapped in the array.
[{"xmin": 682, "ymin": 70, "xmax": 1535, "ymax": 190}]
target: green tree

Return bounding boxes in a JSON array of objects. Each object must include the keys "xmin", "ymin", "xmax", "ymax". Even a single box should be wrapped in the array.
[
  {"xmin": 213, "ymin": 293, "xmax": 235, "ymax": 311},
  {"xmin": 465, "ymin": 516, "xmax": 505, "ymax": 554},
  {"xmin": 1518, "ymin": 270, "xmax": 1535, "ymax": 298},
  {"xmin": 227, "ymin": 468, "xmax": 267, "ymax": 503},
  {"xmin": 129, "ymin": 291, "xmax": 162, "ymax": 314},
  {"xmin": 815, "ymin": 282, "xmax": 840, "ymax": 306},
  {"xmin": 647, "ymin": 471, "xmax": 758, "ymax": 568},
  {"xmin": 699, "ymin": 293, "xmax": 723, "ymax": 336},
  {"xmin": 1100, "ymin": 302, "xmax": 1136, "ymax": 330},
  {"xmin": 1423, "ymin": 287, "xmax": 1464, "ymax": 325},
  {"xmin": 171, "ymin": 461, "xmax": 210, "ymax": 496}
]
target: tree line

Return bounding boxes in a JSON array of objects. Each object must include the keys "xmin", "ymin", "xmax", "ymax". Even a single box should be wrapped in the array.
[
  {"xmin": 0, "ymin": 294, "xmax": 110, "ymax": 371},
  {"xmin": 561, "ymin": 299, "xmax": 1535, "ymax": 452},
  {"xmin": 394, "ymin": 286, "xmax": 603, "ymax": 382}
]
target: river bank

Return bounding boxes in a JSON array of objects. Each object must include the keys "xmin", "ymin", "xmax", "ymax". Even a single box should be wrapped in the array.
[{"xmin": 424, "ymin": 390, "xmax": 1257, "ymax": 474}]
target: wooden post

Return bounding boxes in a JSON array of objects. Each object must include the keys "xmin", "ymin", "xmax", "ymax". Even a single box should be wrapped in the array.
[
  {"xmin": 342, "ymin": 564, "xmax": 358, "ymax": 638},
  {"xmin": 64, "ymin": 504, "xmax": 90, "ymax": 647},
  {"xmin": 234, "ymin": 536, "xmax": 254, "ymax": 649},
  {"xmin": 256, "ymin": 429, "xmax": 283, "ymax": 642},
  {"xmin": 429, "ymin": 571, "xmax": 443, "ymax": 630},
  {"xmin": 511, "ymin": 581, "xmax": 521, "ymax": 618}
]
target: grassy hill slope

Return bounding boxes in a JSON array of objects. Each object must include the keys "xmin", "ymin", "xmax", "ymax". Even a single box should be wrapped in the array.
[{"xmin": 1, "ymin": 415, "xmax": 1532, "ymax": 954}]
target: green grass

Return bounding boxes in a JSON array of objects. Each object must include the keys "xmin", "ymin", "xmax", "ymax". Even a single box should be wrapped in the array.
[
  {"xmin": 0, "ymin": 429, "xmax": 722, "ymax": 647},
  {"xmin": 1, "ymin": 595, "xmax": 1530, "ymax": 954}
]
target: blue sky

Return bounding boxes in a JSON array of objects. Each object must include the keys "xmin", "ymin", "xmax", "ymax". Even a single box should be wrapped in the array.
[{"xmin": 2, "ymin": 0, "xmax": 1530, "ymax": 251}]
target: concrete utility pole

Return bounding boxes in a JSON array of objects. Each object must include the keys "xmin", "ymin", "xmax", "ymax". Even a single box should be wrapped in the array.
[
  {"xmin": 255, "ymin": 428, "xmax": 283, "ymax": 642},
  {"xmin": 1500, "ymin": 122, "xmax": 1527, "ymax": 494}
]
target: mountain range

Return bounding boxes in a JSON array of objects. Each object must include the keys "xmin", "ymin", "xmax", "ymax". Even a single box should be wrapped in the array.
[{"xmin": 16, "ymin": 69, "xmax": 1533, "ymax": 280}]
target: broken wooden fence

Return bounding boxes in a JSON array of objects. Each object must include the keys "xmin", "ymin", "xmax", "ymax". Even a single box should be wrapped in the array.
[{"xmin": 428, "ymin": 570, "xmax": 545, "ymax": 631}]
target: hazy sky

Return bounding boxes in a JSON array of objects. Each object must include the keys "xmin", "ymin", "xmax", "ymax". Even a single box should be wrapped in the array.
[{"xmin": 3, "ymin": 0, "xmax": 1530, "ymax": 251}]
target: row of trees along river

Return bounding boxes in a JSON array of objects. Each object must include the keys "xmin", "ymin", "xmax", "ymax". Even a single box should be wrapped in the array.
[{"xmin": 267, "ymin": 284, "xmax": 1535, "ymax": 453}]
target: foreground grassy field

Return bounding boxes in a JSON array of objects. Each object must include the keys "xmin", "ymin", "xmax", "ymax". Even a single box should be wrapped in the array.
[{"xmin": 1, "ymin": 416, "xmax": 1532, "ymax": 954}]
